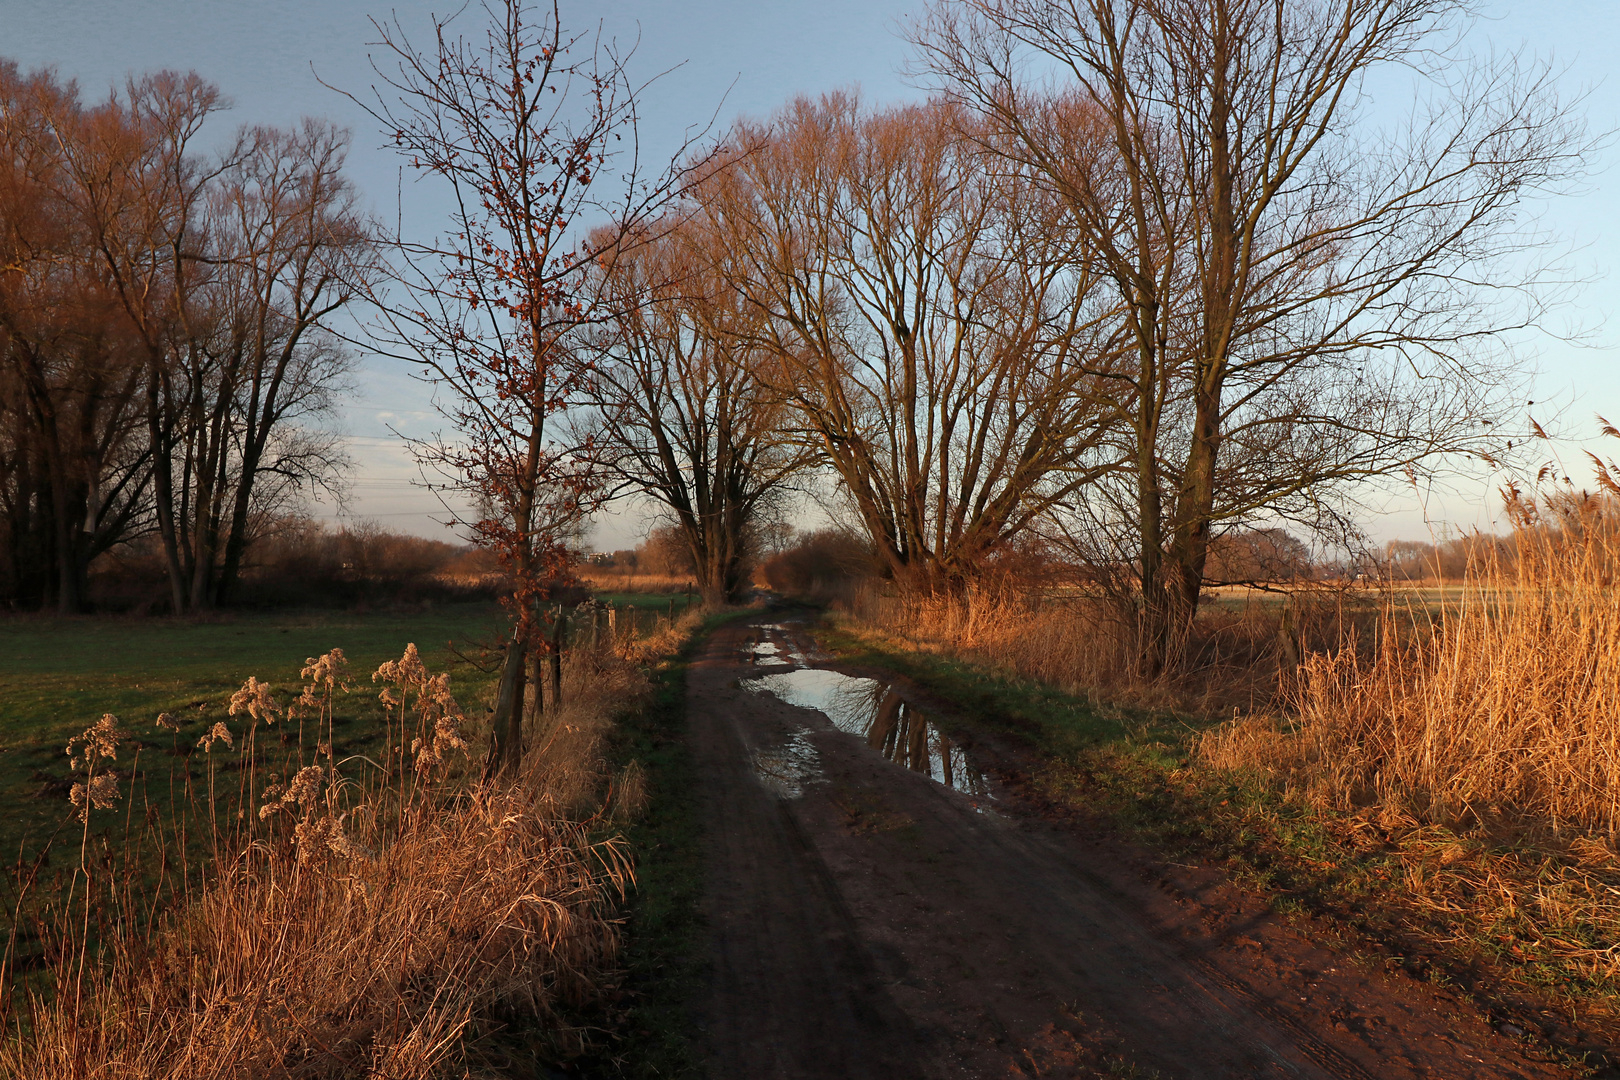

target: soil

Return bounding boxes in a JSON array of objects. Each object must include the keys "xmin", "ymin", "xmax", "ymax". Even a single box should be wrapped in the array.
[{"xmin": 687, "ymin": 612, "xmax": 1581, "ymax": 1079}]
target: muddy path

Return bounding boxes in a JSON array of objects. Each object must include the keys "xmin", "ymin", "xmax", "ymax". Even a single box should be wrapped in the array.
[{"xmin": 686, "ymin": 612, "xmax": 1574, "ymax": 1079}]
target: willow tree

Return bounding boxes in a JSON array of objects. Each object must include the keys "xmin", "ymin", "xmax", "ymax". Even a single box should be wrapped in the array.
[
  {"xmin": 586, "ymin": 219, "xmax": 813, "ymax": 606},
  {"xmin": 916, "ymin": 0, "xmax": 1593, "ymax": 672},
  {"xmin": 704, "ymin": 94, "xmax": 1121, "ymax": 594}
]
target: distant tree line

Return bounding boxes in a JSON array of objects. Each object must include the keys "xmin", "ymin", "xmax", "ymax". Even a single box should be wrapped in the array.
[{"xmin": 0, "ymin": 63, "xmax": 369, "ymax": 613}]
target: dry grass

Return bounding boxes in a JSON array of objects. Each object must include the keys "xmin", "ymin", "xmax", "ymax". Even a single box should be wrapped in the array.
[
  {"xmin": 1205, "ymin": 507, "xmax": 1620, "ymax": 835},
  {"xmin": 574, "ymin": 567, "xmax": 696, "ymax": 595},
  {"xmin": 843, "ymin": 582, "xmax": 1135, "ymax": 694},
  {"xmin": 1194, "ymin": 499, "xmax": 1620, "ymax": 998},
  {"xmin": 0, "ymin": 630, "xmax": 668, "ymax": 1078},
  {"xmin": 841, "ymin": 578, "xmax": 1362, "ymax": 711}
]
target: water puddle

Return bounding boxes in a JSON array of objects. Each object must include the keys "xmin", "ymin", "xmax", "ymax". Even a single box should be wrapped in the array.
[
  {"xmin": 752, "ymin": 728, "xmax": 823, "ymax": 798},
  {"xmin": 747, "ymin": 627, "xmax": 810, "ymax": 666},
  {"xmin": 747, "ymin": 668, "xmax": 990, "ymax": 797}
]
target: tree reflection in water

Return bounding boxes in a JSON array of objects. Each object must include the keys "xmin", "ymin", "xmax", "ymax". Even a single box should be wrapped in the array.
[{"xmin": 750, "ymin": 669, "xmax": 988, "ymax": 796}]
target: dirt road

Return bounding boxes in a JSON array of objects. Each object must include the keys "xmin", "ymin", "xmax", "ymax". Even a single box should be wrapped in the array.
[{"xmin": 687, "ymin": 613, "xmax": 1573, "ymax": 1079}]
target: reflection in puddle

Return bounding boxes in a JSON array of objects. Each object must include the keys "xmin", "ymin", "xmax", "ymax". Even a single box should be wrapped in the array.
[
  {"xmin": 753, "ymin": 728, "xmax": 822, "ymax": 798},
  {"xmin": 747, "ymin": 631, "xmax": 808, "ymax": 666},
  {"xmin": 747, "ymin": 669, "xmax": 989, "ymax": 796}
]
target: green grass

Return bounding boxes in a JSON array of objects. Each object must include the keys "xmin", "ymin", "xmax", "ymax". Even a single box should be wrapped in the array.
[
  {"xmin": 0, "ymin": 604, "xmax": 508, "ymax": 885},
  {"xmin": 582, "ymin": 606, "xmax": 754, "ymax": 1078}
]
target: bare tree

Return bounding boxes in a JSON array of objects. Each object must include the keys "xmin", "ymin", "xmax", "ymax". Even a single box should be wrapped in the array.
[
  {"xmin": 916, "ymin": 0, "xmax": 1594, "ymax": 671},
  {"xmin": 350, "ymin": 0, "xmax": 693, "ymax": 775},
  {"xmin": 193, "ymin": 121, "xmax": 366, "ymax": 607},
  {"xmin": 0, "ymin": 65, "xmax": 151, "ymax": 611},
  {"xmin": 702, "ymin": 94, "xmax": 1121, "ymax": 594},
  {"xmin": 585, "ymin": 216, "xmax": 813, "ymax": 605}
]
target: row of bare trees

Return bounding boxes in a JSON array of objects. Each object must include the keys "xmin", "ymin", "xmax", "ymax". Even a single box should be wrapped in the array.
[
  {"xmin": 342, "ymin": 0, "xmax": 1589, "ymax": 772},
  {"xmin": 566, "ymin": 0, "xmax": 1588, "ymax": 675},
  {"xmin": 0, "ymin": 63, "xmax": 367, "ymax": 612}
]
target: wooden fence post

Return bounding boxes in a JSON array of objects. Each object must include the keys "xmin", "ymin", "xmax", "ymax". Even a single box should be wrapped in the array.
[{"xmin": 550, "ymin": 607, "xmax": 566, "ymax": 708}]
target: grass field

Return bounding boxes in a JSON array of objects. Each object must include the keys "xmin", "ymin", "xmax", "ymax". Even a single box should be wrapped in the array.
[{"xmin": 0, "ymin": 603, "xmax": 511, "ymax": 880}]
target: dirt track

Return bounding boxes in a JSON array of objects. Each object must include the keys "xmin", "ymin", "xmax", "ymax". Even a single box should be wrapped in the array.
[{"xmin": 687, "ymin": 613, "xmax": 1575, "ymax": 1079}]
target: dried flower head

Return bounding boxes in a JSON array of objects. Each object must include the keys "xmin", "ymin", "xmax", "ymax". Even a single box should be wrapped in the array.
[
  {"xmin": 413, "ymin": 713, "xmax": 470, "ymax": 777},
  {"xmin": 373, "ymin": 643, "xmax": 428, "ymax": 694},
  {"xmin": 196, "ymin": 722, "xmax": 234, "ymax": 752},
  {"xmin": 66, "ymin": 715, "xmax": 124, "ymax": 771},
  {"xmin": 229, "ymin": 676, "xmax": 281, "ymax": 724},
  {"xmin": 69, "ymin": 772, "xmax": 121, "ymax": 822},
  {"xmin": 300, "ymin": 648, "xmax": 350, "ymax": 690},
  {"xmin": 259, "ymin": 765, "xmax": 326, "ymax": 822},
  {"xmin": 155, "ymin": 712, "xmax": 182, "ymax": 733},
  {"xmin": 283, "ymin": 764, "xmax": 324, "ymax": 809},
  {"xmin": 292, "ymin": 815, "xmax": 333, "ymax": 862}
]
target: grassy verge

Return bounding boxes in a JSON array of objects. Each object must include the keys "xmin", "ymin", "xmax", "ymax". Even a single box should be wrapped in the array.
[
  {"xmin": 587, "ymin": 607, "xmax": 754, "ymax": 1079},
  {"xmin": 819, "ymin": 614, "xmax": 1620, "ymax": 1071}
]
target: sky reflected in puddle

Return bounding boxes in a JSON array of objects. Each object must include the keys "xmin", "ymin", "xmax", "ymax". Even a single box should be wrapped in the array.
[
  {"xmin": 747, "ymin": 668, "xmax": 989, "ymax": 796},
  {"xmin": 748, "ymin": 628, "xmax": 808, "ymax": 666},
  {"xmin": 753, "ymin": 728, "xmax": 822, "ymax": 798}
]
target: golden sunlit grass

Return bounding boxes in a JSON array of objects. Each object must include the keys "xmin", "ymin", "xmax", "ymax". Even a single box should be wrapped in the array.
[
  {"xmin": 1193, "ymin": 492, "xmax": 1620, "ymax": 995},
  {"xmin": 1205, "ymin": 498, "xmax": 1620, "ymax": 834},
  {"xmin": 840, "ymin": 578, "xmax": 1364, "ymax": 712},
  {"xmin": 575, "ymin": 566, "xmax": 696, "ymax": 596},
  {"xmin": 0, "ymin": 613, "xmax": 688, "ymax": 1078}
]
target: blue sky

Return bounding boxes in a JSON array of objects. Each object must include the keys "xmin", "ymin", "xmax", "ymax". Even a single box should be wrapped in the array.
[{"xmin": 5, "ymin": 0, "xmax": 1617, "ymax": 548}]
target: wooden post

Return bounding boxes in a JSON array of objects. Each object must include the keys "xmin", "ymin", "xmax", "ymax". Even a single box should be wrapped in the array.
[
  {"xmin": 550, "ymin": 609, "xmax": 566, "ymax": 708},
  {"xmin": 483, "ymin": 632, "xmax": 525, "ymax": 780},
  {"xmin": 608, "ymin": 604, "xmax": 617, "ymax": 653}
]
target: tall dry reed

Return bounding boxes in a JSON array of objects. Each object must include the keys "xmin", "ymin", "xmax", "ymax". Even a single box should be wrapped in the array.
[
  {"xmin": 1204, "ymin": 497, "xmax": 1620, "ymax": 835},
  {"xmin": 842, "ymin": 578, "xmax": 1353, "ymax": 708}
]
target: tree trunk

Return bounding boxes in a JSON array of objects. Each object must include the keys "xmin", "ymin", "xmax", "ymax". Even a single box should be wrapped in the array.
[{"xmin": 484, "ymin": 635, "xmax": 527, "ymax": 780}]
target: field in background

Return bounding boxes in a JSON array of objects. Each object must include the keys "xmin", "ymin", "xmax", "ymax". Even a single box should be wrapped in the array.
[
  {"xmin": 0, "ymin": 604, "xmax": 510, "ymax": 867},
  {"xmin": 576, "ymin": 565, "xmax": 698, "ymax": 597}
]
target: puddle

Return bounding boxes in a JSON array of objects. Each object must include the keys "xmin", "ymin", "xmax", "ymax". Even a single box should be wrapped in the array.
[
  {"xmin": 746, "ymin": 629, "xmax": 810, "ymax": 666},
  {"xmin": 747, "ymin": 668, "xmax": 989, "ymax": 797},
  {"xmin": 752, "ymin": 728, "xmax": 822, "ymax": 798}
]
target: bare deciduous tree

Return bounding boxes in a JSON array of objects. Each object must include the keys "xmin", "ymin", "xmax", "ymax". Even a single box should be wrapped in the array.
[
  {"xmin": 0, "ymin": 64, "xmax": 150, "ymax": 611},
  {"xmin": 915, "ymin": 0, "xmax": 1594, "ymax": 671},
  {"xmin": 703, "ymin": 94, "xmax": 1120, "ymax": 594},
  {"xmin": 0, "ymin": 66, "xmax": 359, "ymax": 613},
  {"xmin": 350, "ymin": 0, "xmax": 693, "ymax": 775},
  {"xmin": 585, "ymin": 217, "xmax": 813, "ymax": 605}
]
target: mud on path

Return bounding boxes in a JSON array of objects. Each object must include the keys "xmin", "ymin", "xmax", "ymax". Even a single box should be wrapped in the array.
[{"xmin": 687, "ymin": 613, "xmax": 1576, "ymax": 1080}]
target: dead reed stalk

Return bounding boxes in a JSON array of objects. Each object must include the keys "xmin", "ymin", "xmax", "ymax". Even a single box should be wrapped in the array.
[{"xmin": 1203, "ymin": 497, "xmax": 1620, "ymax": 836}]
